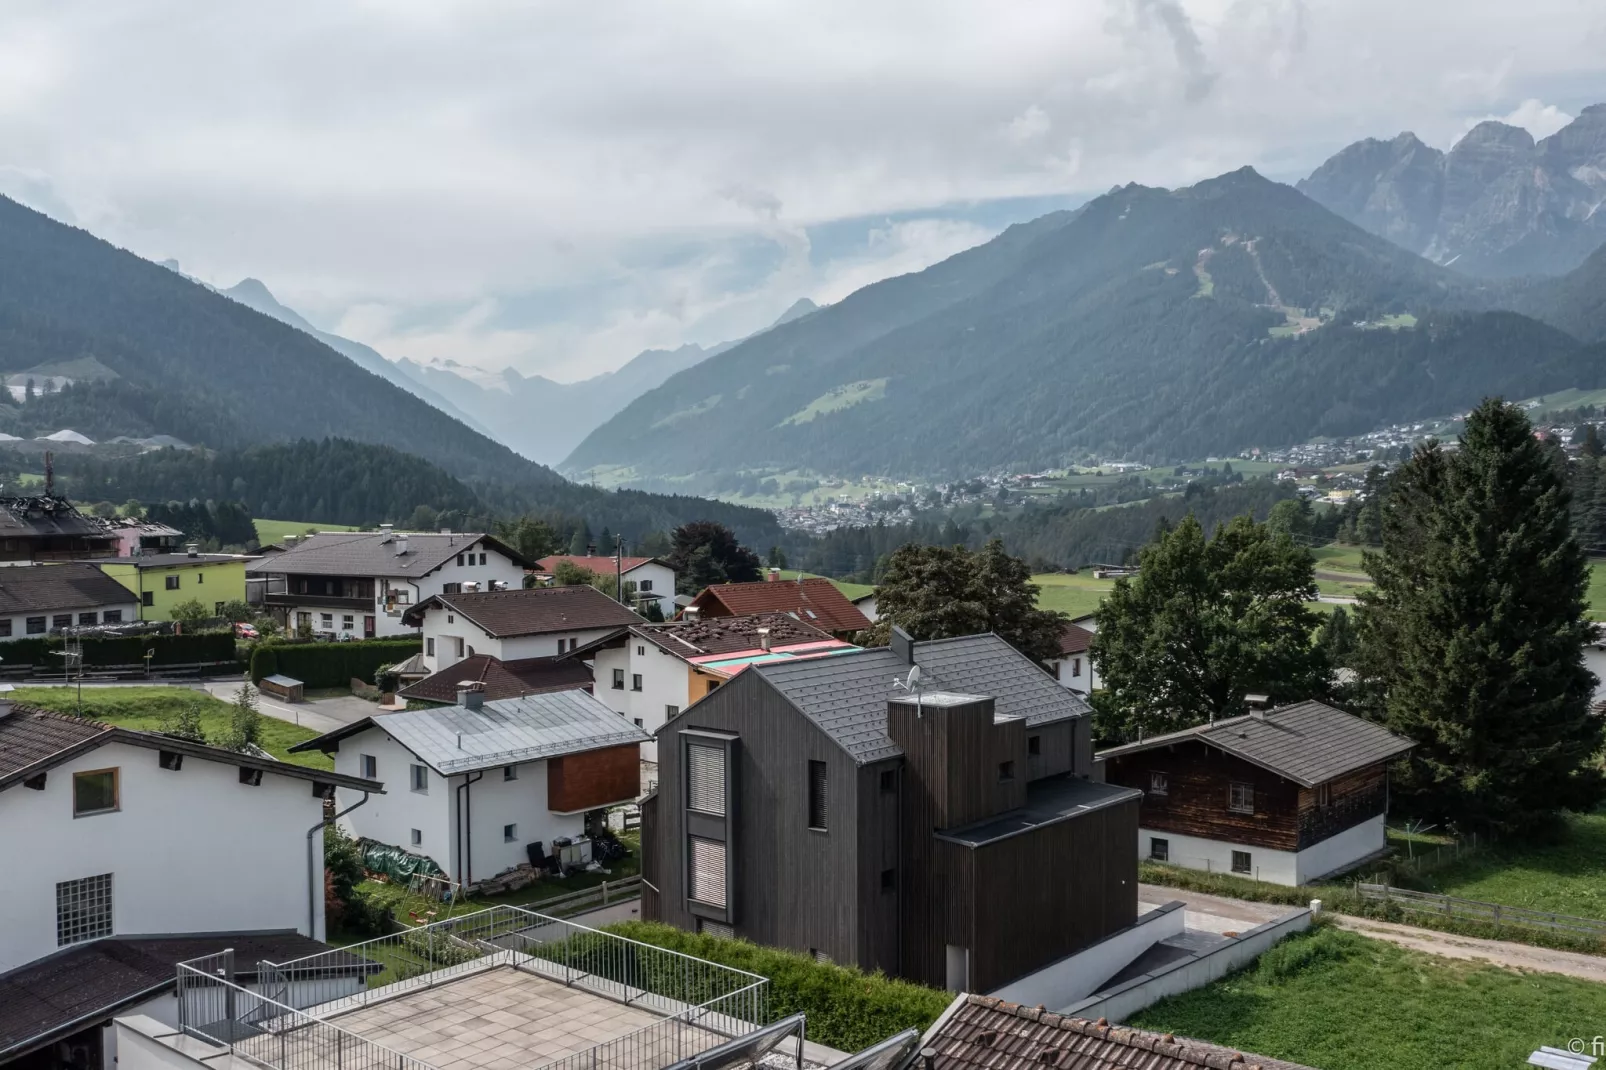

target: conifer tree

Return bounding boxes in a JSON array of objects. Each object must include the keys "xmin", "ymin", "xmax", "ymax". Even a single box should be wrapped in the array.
[{"xmin": 1355, "ymin": 399, "xmax": 1604, "ymax": 833}]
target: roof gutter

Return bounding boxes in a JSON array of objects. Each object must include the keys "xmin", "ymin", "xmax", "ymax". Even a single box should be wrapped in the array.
[{"xmin": 308, "ymin": 791, "xmax": 370, "ymax": 938}]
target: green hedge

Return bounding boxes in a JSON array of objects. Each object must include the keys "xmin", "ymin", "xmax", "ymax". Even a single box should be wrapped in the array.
[
  {"xmin": 603, "ymin": 921, "xmax": 950, "ymax": 1051},
  {"xmin": 250, "ymin": 638, "xmax": 421, "ymax": 688},
  {"xmin": 1, "ymin": 632, "xmax": 237, "ymax": 669}
]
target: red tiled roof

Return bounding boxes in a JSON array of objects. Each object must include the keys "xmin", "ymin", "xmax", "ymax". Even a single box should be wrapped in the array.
[
  {"xmin": 1057, "ymin": 622, "xmax": 1094, "ymax": 656},
  {"xmin": 401, "ymin": 584, "xmax": 642, "ymax": 637},
  {"xmin": 0, "ymin": 707, "xmax": 112, "ymax": 779},
  {"xmin": 397, "ymin": 655, "xmax": 594, "ymax": 704},
  {"xmin": 536, "ymin": 555, "xmax": 662, "ymax": 575},
  {"xmin": 690, "ymin": 577, "xmax": 870, "ymax": 634}
]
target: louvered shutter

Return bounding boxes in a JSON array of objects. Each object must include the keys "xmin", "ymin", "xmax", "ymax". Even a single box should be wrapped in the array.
[
  {"xmin": 688, "ymin": 836, "xmax": 727, "ymax": 907},
  {"xmin": 687, "ymin": 743, "xmax": 726, "ymax": 815},
  {"xmin": 808, "ymin": 760, "xmax": 828, "ymax": 829}
]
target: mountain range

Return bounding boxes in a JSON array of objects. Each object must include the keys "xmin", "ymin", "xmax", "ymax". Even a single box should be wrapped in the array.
[
  {"xmin": 563, "ymin": 166, "xmax": 1606, "ymax": 486},
  {"xmin": 1298, "ymin": 105, "xmax": 1606, "ymax": 277}
]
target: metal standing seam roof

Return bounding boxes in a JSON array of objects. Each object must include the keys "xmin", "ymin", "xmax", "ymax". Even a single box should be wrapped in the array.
[
  {"xmin": 325, "ymin": 690, "xmax": 650, "ymax": 774},
  {"xmin": 757, "ymin": 633, "xmax": 1092, "ymax": 765},
  {"xmin": 1096, "ymin": 699, "xmax": 1414, "ymax": 787}
]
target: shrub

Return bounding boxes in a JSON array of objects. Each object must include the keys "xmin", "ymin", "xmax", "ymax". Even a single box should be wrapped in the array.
[{"xmin": 158, "ymin": 700, "xmax": 208, "ymax": 743}]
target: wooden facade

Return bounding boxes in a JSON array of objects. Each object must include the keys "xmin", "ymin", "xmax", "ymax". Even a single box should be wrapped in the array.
[{"xmin": 547, "ymin": 744, "xmax": 640, "ymax": 813}]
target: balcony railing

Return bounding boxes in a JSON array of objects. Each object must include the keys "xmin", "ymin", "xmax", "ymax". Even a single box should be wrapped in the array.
[{"xmin": 175, "ymin": 905, "xmax": 770, "ymax": 1070}]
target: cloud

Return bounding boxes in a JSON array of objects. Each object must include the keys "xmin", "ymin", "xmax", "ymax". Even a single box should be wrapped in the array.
[
  {"xmin": 1482, "ymin": 98, "xmax": 1575, "ymax": 139},
  {"xmin": 1005, "ymin": 106, "xmax": 1052, "ymax": 145},
  {"xmin": 1130, "ymin": 0, "xmax": 1217, "ymax": 102}
]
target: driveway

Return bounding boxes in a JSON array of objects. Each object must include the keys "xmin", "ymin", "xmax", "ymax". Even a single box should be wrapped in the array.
[{"xmin": 198, "ymin": 680, "xmax": 376, "ymax": 735}]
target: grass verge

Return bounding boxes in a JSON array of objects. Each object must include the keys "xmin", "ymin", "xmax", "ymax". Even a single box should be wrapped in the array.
[
  {"xmin": 1397, "ymin": 810, "xmax": 1606, "ymax": 921},
  {"xmin": 253, "ymin": 518, "xmax": 359, "ymax": 545}
]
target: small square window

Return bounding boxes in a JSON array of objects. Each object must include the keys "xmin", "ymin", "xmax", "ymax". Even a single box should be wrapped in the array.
[
  {"xmin": 342, "ymin": 615, "xmax": 355, "ymax": 629},
  {"xmin": 998, "ymin": 760, "xmax": 1015, "ymax": 782},
  {"xmin": 321, "ymin": 614, "xmax": 333, "ymax": 628},
  {"xmin": 631, "ymin": 674, "xmax": 643, "ymax": 692},
  {"xmin": 361, "ymin": 754, "xmax": 377, "ymax": 779},
  {"xmin": 73, "ymin": 769, "xmax": 119, "ymax": 817},
  {"xmin": 1150, "ymin": 837, "xmax": 1169, "ymax": 862},
  {"xmin": 639, "ymin": 579, "xmax": 653, "ymax": 592},
  {"xmin": 1232, "ymin": 850, "xmax": 1252, "ymax": 875},
  {"xmin": 880, "ymin": 769, "xmax": 896, "ymax": 793},
  {"xmin": 165, "ymin": 575, "xmax": 181, "ymax": 590},
  {"xmin": 56, "ymin": 873, "xmax": 114, "ymax": 946},
  {"xmin": 665, "ymin": 704, "xmax": 680, "ymax": 718},
  {"xmin": 1150, "ymin": 772, "xmax": 1169, "ymax": 796},
  {"xmin": 410, "ymin": 829, "xmax": 422, "ymax": 847},
  {"xmin": 410, "ymin": 764, "xmax": 429, "ymax": 794},
  {"xmin": 504, "ymin": 823, "xmax": 518, "ymax": 843},
  {"xmin": 141, "ymin": 592, "xmax": 153, "ymax": 607},
  {"xmin": 503, "ymin": 765, "xmax": 518, "ymax": 781},
  {"xmin": 880, "ymin": 868, "xmax": 896, "ymax": 891},
  {"xmin": 1027, "ymin": 735, "xmax": 1041, "ymax": 756},
  {"xmin": 634, "ymin": 718, "xmax": 644, "ymax": 727},
  {"xmin": 1229, "ymin": 782, "xmax": 1255, "ymax": 814}
]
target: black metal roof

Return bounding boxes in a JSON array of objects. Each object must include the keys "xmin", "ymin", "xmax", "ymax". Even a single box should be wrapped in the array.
[{"xmin": 935, "ymin": 775, "xmax": 1142, "ymax": 847}]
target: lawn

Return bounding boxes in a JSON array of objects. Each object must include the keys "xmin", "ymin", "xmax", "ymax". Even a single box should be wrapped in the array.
[
  {"xmin": 1032, "ymin": 572, "xmax": 1114, "ymax": 618},
  {"xmin": 13, "ymin": 685, "xmax": 332, "ymax": 770},
  {"xmin": 1403, "ymin": 810, "xmax": 1606, "ymax": 920},
  {"xmin": 773, "ymin": 570, "xmax": 876, "ymax": 601},
  {"xmin": 1129, "ymin": 926, "xmax": 1605, "ymax": 1070},
  {"xmin": 1310, "ymin": 543, "xmax": 1368, "ymax": 575},
  {"xmin": 253, "ymin": 518, "xmax": 358, "ymax": 545},
  {"xmin": 1589, "ymin": 558, "xmax": 1606, "ymax": 619}
]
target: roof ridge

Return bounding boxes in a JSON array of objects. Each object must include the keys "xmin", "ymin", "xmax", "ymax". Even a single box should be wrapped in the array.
[
  {"xmin": 962, "ymin": 995, "xmax": 1273, "ymax": 1069},
  {"xmin": 11, "ymin": 703, "xmax": 114, "ymax": 731}
]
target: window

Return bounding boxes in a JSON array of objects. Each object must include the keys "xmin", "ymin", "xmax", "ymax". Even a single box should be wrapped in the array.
[
  {"xmin": 639, "ymin": 579, "xmax": 653, "ymax": 592},
  {"xmin": 1028, "ymin": 735, "xmax": 1041, "ymax": 756},
  {"xmin": 880, "ymin": 769, "xmax": 896, "ymax": 793},
  {"xmin": 634, "ymin": 718, "xmax": 644, "ymax": 728},
  {"xmin": 503, "ymin": 765, "xmax": 518, "ymax": 781},
  {"xmin": 453, "ymin": 637, "xmax": 465, "ymax": 658},
  {"xmin": 688, "ymin": 836, "xmax": 727, "ymax": 907},
  {"xmin": 1072, "ymin": 657, "xmax": 1082, "ymax": 678},
  {"xmin": 426, "ymin": 637, "xmax": 435, "ymax": 656},
  {"xmin": 103, "ymin": 610, "xmax": 122, "ymax": 624},
  {"xmin": 447, "ymin": 614, "xmax": 455, "ymax": 624},
  {"xmin": 1150, "ymin": 771, "xmax": 1169, "ymax": 796},
  {"xmin": 1229, "ymin": 782, "xmax": 1255, "ymax": 814},
  {"xmin": 26, "ymin": 616, "xmax": 45, "ymax": 634},
  {"xmin": 456, "ymin": 553, "xmax": 465, "ymax": 567},
  {"xmin": 478, "ymin": 553, "xmax": 487, "ymax": 566},
  {"xmin": 808, "ymin": 760, "xmax": 828, "ymax": 830},
  {"xmin": 998, "ymin": 760, "xmax": 1015, "ymax": 782},
  {"xmin": 52, "ymin": 614, "xmax": 72, "ymax": 630},
  {"xmin": 361, "ymin": 754, "xmax": 377, "ymax": 779},
  {"xmin": 504, "ymin": 823, "xmax": 518, "ymax": 843},
  {"xmin": 215, "ymin": 602, "xmax": 225, "ymax": 615},
  {"xmin": 612, "ymin": 668, "xmax": 626, "ymax": 690},
  {"xmin": 0, "ymin": 620, "xmax": 10, "ymax": 637},
  {"xmin": 410, "ymin": 764, "xmax": 429, "ymax": 794},
  {"xmin": 698, "ymin": 917, "xmax": 733, "ymax": 939},
  {"xmin": 442, "ymin": 582, "xmax": 462, "ymax": 595},
  {"xmin": 631, "ymin": 674, "xmax": 643, "ymax": 692},
  {"xmin": 78, "ymin": 612, "xmax": 97, "ymax": 626},
  {"xmin": 665, "ymin": 704, "xmax": 680, "ymax": 719},
  {"xmin": 165, "ymin": 575, "xmax": 181, "ymax": 590},
  {"xmin": 1231, "ymin": 850, "xmax": 1252, "ymax": 875},
  {"xmin": 56, "ymin": 874, "xmax": 113, "ymax": 946},
  {"xmin": 1314, "ymin": 783, "xmax": 1331, "ymax": 806},
  {"xmin": 321, "ymin": 614, "xmax": 333, "ymax": 628},
  {"xmin": 637, "ymin": 645, "xmax": 646, "ymax": 656},
  {"xmin": 342, "ymin": 615, "xmax": 355, "ymax": 630},
  {"xmin": 73, "ymin": 769, "xmax": 119, "ymax": 816},
  {"xmin": 706, "ymin": 680, "xmax": 720, "ymax": 695},
  {"xmin": 1150, "ymin": 837, "xmax": 1169, "ymax": 862},
  {"xmin": 686, "ymin": 743, "xmax": 727, "ymax": 815},
  {"xmin": 141, "ymin": 592, "xmax": 154, "ymax": 607},
  {"xmin": 410, "ymin": 829, "xmax": 423, "ymax": 847},
  {"xmin": 880, "ymin": 868, "xmax": 897, "ymax": 892}
]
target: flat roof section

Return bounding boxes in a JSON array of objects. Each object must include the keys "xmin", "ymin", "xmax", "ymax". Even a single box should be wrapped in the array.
[{"xmin": 936, "ymin": 775, "xmax": 1142, "ymax": 848}]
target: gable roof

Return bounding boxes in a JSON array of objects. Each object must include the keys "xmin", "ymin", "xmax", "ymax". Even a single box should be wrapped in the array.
[
  {"xmin": 0, "ymin": 563, "xmax": 138, "ymax": 615},
  {"xmin": 536, "ymin": 554, "xmax": 667, "ymax": 576},
  {"xmin": 290, "ymin": 689, "xmax": 649, "ymax": 774},
  {"xmin": 568, "ymin": 612, "xmax": 841, "ymax": 662},
  {"xmin": 0, "ymin": 705, "xmax": 384, "ymax": 794},
  {"xmin": 400, "ymin": 584, "xmax": 643, "ymax": 636},
  {"xmin": 1096, "ymin": 700, "xmax": 1414, "ymax": 788},
  {"xmin": 690, "ymin": 577, "xmax": 871, "ymax": 634},
  {"xmin": 754, "ymin": 633, "xmax": 1091, "ymax": 765},
  {"xmin": 246, "ymin": 531, "xmax": 531, "ymax": 578},
  {"xmin": 1056, "ymin": 622, "xmax": 1093, "ymax": 656},
  {"xmin": 396, "ymin": 654, "xmax": 594, "ymax": 705},
  {"xmin": 926, "ymin": 994, "xmax": 1313, "ymax": 1070}
]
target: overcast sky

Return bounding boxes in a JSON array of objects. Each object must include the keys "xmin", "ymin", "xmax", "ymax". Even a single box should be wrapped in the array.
[{"xmin": 2, "ymin": 1, "xmax": 1602, "ymax": 382}]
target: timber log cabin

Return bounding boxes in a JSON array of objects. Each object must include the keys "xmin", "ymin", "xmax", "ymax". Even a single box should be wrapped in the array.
[
  {"xmin": 1098, "ymin": 700, "xmax": 1414, "ymax": 885},
  {"xmin": 639, "ymin": 628, "xmax": 1142, "ymax": 993}
]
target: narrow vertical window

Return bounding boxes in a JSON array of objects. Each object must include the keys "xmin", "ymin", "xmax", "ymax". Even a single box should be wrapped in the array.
[{"xmin": 808, "ymin": 760, "xmax": 828, "ymax": 830}]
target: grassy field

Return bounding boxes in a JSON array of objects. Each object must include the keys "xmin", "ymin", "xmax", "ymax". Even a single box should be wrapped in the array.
[
  {"xmin": 14, "ymin": 685, "xmax": 332, "ymax": 770},
  {"xmin": 1129, "ymin": 926, "xmax": 1605, "ymax": 1070},
  {"xmin": 773, "ymin": 570, "xmax": 875, "ymax": 601},
  {"xmin": 1404, "ymin": 810, "xmax": 1606, "ymax": 920},
  {"xmin": 1032, "ymin": 572, "xmax": 1114, "ymax": 618},
  {"xmin": 254, "ymin": 518, "xmax": 358, "ymax": 545}
]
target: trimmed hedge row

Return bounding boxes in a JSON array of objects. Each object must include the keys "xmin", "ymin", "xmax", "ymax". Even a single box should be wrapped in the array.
[
  {"xmin": 1, "ymin": 632, "xmax": 237, "ymax": 669},
  {"xmin": 250, "ymin": 638, "xmax": 421, "ymax": 688},
  {"xmin": 603, "ymin": 921, "xmax": 950, "ymax": 1051}
]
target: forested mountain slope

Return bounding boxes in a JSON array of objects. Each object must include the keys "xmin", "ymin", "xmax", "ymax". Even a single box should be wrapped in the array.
[{"xmin": 566, "ymin": 169, "xmax": 1597, "ymax": 482}]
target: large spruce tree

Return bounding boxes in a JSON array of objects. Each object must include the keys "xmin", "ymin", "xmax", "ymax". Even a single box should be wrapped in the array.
[
  {"xmin": 1092, "ymin": 513, "xmax": 1325, "ymax": 738},
  {"xmin": 1356, "ymin": 398, "xmax": 1604, "ymax": 833}
]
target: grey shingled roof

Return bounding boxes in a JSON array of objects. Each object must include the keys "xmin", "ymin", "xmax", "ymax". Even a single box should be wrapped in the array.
[
  {"xmin": 294, "ymin": 689, "xmax": 649, "ymax": 774},
  {"xmin": 246, "ymin": 531, "xmax": 529, "ymax": 578},
  {"xmin": 1097, "ymin": 699, "xmax": 1414, "ymax": 787},
  {"xmin": 0, "ymin": 563, "xmax": 137, "ymax": 615},
  {"xmin": 758, "ymin": 633, "xmax": 1090, "ymax": 764}
]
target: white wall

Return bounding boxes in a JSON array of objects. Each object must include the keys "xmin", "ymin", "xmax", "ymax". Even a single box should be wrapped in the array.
[
  {"xmin": 624, "ymin": 563, "xmax": 677, "ymax": 619},
  {"xmin": 1052, "ymin": 654, "xmax": 1098, "ymax": 693},
  {"xmin": 854, "ymin": 595, "xmax": 878, "ymax": 623},
  {"xmin": 989, "ymin": 902, "xmax": 1185, "ymax": 1007},
  {"xmin": 0, "ymin": 601, "xmax": 141, "ymax": 641},
  {"xmin": 1295, "ymin": 814, "xmax": 1386, "ymax": 884},
  {"xmin": 420, "ymin": 607, "xmax": 617, "ymax": 674},
  {"xmin": 461, "ymin": 761, "xmax": 584, "ymax": 880},
  {"xmin": 332, "ymin": 729, "xmax": 454, "ymax": 875},
  {"xmin": 0, "ymin": 740, "xmax": 330, "ymax": 974},
  {"xmin": 1140, "ymin": 816, "xmax": 1386, "ymax": 887},
  {"xmin": 592, "ymin": 642, "xmax": 689, "ymax": 763}
]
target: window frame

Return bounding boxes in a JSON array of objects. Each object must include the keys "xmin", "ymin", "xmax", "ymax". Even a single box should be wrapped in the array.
[
  {"xmin": 360, "ymin": 754, "xmax": 378, "ymax": 780},
  {"xmin": 998, "ymin": 760, "xmax": 1016, "ymax": 782},
  {"xmin": 409, "ymin": 764, "xmax": 429, "ymax": 794},
  {"xmin": 807, "ymin": 759, "xmax": 829, "ymax": 831},
  {"xmin": 1228, "ymin": 782, "xmax": 1255, "ymax": 814},
  {"xmin": 688, "ymin": 835, "xmax": 728, "ymax": 907},
  {"xmin": 1150, "ymin": 837, "xmax": 1169, "ymax": 862},
  {"xmin": 631, "ymin": 673, "xmax": 643, "ymax": 692},
  {"xmin": 1231, "ymin": 850, "xmax": 1252, "ymax": 874},
  {"xmin": 1150, "ymin": 771, "xmax": 1169, "ymax": 796},
  {"xmin": 56, "ymin": 873, "xmax": 114, "ymax": 946},
  {"xmin": 503, "ymin": 823, "xmax": 518, "ymax": 843},
  {"xmin": 410, "ymin": 828, "xmax": 422, "ymax": 847},
  {"xmin": 165, "ymin": 575, "xmax": 181, "ymax": 590},
  {"xmin": 612, "ymin": 668, "xmax": 626, "ymax": 690},
  {"xmin": 26, "ymin": 616, "xmax": 46, "ymax": 634},
  {"xmin": 686, "ymin": 742, "xmax": 728, "ymax": 816},
  {"xmin": 52, "ymin": 614, "xmax": 72, "ymax": 630},
  {"xmin": 103, "ymin": 610, "xmax": 122, "ymax": 624},
  {"xmin": 503, "ymin": 765, "xmax": 518, "ymax": 781},
  {"xmin": 72, "ymin": 768, "xmax": 121, "ymax": 817}
]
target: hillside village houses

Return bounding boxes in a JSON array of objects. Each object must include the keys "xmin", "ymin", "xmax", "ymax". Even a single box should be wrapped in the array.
[
  {"xmin": 246, "ymin": 527, "xmax": 532, "ymax": 639},
  {"xmin": 535, "ymin": 553, "xmax": 677, "ymax": 619},
  {"xmin": 99, "ymin": 548, "xmax": 254, "ymax": 621},
  {"xmin": 685, "ymin": 574, "xmax": 873, "ymax": 639},
  {"xmin": 0, "ymin": 699, "xmax": 383, "ymax": 1067},
  {"xmin": 0, "ymin": 562, "xmax": 139, "ymax": 639},
  {"xmin": 401, "ymin": 584, "xmax": 642, "ymax": 674}
]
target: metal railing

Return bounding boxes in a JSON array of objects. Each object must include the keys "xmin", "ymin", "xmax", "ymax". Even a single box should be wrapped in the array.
[{"xmin": 173, "ymin": 905, "xmax": 769, "ymax": 1070}]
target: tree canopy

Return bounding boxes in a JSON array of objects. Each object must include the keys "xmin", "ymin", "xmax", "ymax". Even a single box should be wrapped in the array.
[{"xmin": 668, "ymin": 521, "xmax": 763, "ymax": 594}]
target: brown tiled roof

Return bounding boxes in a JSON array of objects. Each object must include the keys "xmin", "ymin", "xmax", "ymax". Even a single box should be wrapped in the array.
[
  {"xmin": 0, "ymin": 707, "xmax": 111, "ymax": 778},
  {"xmin": 0, "ymin": 563, "xmax": 138, "ymax": 615},
  {"xmin": 397, "ymin": 654, "xmax": 594, "ymax": 704},
  {"xmin": 536, "ymin": 555, "xmax": 663, "ymax": 575},
  {"xmin": 690, "ymin": 577, "xmax": 870, "ymax": 634},
  {"xmin": 928, "ymin": 995, "xmax": 1313, "ymax": 1070},
  {"xmin": 1057, "ymin": 622, "xmax": 1093, "ymax": 656},
  {"xmin": 638, "ymin": 613, "xmax": 836, "ymax": 658},
  {"xmin": 402, "ymin": 584, "xmax": 642, "ymax": 637},
  {"xmin": 0, "ymin": 933, "xmax": 370, "ymax": 1059}
]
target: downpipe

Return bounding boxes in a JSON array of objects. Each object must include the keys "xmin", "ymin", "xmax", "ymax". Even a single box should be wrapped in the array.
[{"xmin": 307, "ymin": 792, "xmax": 370, "ymax": 938}]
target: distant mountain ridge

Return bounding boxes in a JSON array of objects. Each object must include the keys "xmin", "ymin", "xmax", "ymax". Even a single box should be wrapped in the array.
[
  {"xmin": 563, "ymin": 168, "xmax": 1604, "ymax": 486},
  {"xmin": 1298, "ymin": 104, "xmax": 1606, "ymax": 277}
]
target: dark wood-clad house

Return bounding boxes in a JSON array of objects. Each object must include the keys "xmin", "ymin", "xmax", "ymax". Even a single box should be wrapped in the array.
[
  {"xmin": 641, "ymin": 630, "xmax": 1142, "ymax": 993},
  {"xmin": 1098, "ymin": 700, "xmax": 1413, "ymax": 885}
]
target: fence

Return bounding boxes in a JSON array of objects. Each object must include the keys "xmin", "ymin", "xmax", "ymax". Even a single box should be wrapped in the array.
[
  {"xmin": 532, "ymin": 875, "xmax": 643, "ymax": 918},
  {"xmin": 1355, "ymin": 884, "xmax": 1606, "ymax": 939},
  {"xmin": 1367, "ymin": 830, "xmax": 1488, "ymax": 883},
  {"xmin": 175, "ymin": 905, "xmax": 769, "ymax": 1070}
]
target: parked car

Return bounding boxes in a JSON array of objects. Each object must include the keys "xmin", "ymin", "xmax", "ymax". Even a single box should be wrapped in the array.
[{"xmin": 234, "ymin": 621, "xmax": 260, "ymax": 639}]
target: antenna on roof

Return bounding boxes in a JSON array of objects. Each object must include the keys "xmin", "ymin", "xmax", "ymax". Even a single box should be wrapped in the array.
[{"xmin": 893, "ymin": 663, "xmax": 923, "ymax": 719}]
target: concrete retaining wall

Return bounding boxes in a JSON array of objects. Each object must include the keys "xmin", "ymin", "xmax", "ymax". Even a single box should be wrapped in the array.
[{"xmin": 990, "ymin": 902, "xmax": 1185, "ymax": 1009}]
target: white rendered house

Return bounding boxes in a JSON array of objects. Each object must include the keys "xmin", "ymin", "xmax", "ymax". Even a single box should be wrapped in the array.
[
  {"xmin": 402, "ymin": 584, "xmax": 642, "ymax": 675},
  {"xmin": 536, "ymin": 555, "xmax": 678, "ymax": 619}
]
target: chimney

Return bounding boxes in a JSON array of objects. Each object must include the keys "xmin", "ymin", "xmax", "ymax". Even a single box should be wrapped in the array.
[
  {"xmin": 683, "ymin": 606, "xmax": 700, "ymax": 621},
  {"xmin": 767, "ymin": 567, "xmax": 781, "ymax": 582},
  {"xmin": 1245, "ymin": 693, "xmax": 1270, "ymax": 715},
  {"xmin": 379, "ymin": 523, "xmax": 394, "ymax": 542},
  {"xmin": 890, "ymin": 624, "xmax": 914, "ymax": 665},
  {"xmin": 757, "ymin": 626, "xmax": 771, "ymax": 652},
  {"xmin": 395, "ymin": 534, "xmax": 409, "ymax": 556},
  {"xmin": 186, "ymin": 543, "xmax": 199, "ymax": 558},
  {"xmin": 457, "ymin": 681, "xmax": 486, "ymax": 709}
]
